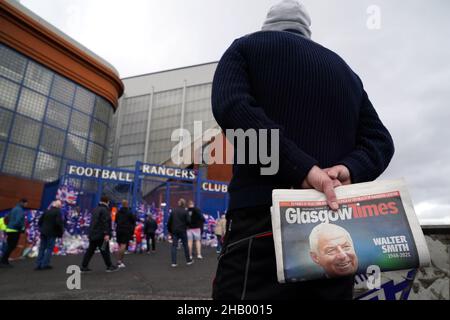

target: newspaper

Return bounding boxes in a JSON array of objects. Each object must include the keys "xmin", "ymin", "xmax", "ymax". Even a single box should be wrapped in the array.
[{"xmin": 271, "ymin": 179, "xmax": 431, "ymax": 283}]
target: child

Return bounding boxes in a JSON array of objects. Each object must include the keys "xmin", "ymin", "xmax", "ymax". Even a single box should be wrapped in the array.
[{"xmin": 134, "ymin": 223, "xmax": 143, "ymax": 254}]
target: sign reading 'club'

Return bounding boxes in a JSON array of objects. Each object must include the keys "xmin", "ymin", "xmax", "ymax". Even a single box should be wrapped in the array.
[{"xmin": 202, "ymin": 182, "xmax": 228, "ymax": 193}]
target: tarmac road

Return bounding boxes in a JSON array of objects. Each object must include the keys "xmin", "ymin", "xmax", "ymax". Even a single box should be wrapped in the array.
[{"xmin": 0, "ymin": 242, "xmax": 218, "ymax": 300}]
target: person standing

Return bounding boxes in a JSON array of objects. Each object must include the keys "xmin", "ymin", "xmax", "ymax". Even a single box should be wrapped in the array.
[
  {"xmin": 214, "ymin": 214, "xmax": 227, "ymax": 254},
  {"xmin": 167, "ymin": 198, "xmax": 193, "ymax": 267},
  {"xmin": 144, "ymin": 214, "xmax": 158, "ymax": 253},
  {"xmin": 80, "ymin": 196, "xmax": 118, "ymax": 272},
  {"xmin": 35, "ymin": 200, "xmax": 64, "ymax": 270},
  {"xmin": 134, "ymin": 221, "xmax": 144, "ymax": 254},
  {"xmin": 0, "ymin": 198, "xmax": 27, "ymax": 268},
  {"xmin": 115, "ymin": 200, "xmax": 136, "ymax": 268},
  {"xmin": 186, "ymin": 200, "xmax": 204, "ymax": 259},
  {"xmin": 211, "ymin": 0, "xmax": 394, "ymax": 299}
]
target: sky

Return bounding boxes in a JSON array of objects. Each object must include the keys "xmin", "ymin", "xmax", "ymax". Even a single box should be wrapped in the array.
[{"xmin": 20, "ymin": 0, "xmax": 450, "ymax": 225}]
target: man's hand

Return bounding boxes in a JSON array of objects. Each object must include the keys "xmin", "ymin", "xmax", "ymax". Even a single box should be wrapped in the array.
[
  {"xmin": 324, "ymin": 165, "xmax": 352, "ymax": 185},
  {"xmin": 301, "ymin": 166, "xmax": 339, "ymax": 210},
  {"xmin": 104, "ymin": 235, "xmax": 110, "ymax": 242}
]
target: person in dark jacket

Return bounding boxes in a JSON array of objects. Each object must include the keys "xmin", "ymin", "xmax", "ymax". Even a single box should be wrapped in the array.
[
  {"xmin": 167, "ymin": 198, "xmax": 193, "ymax": 267},
  {"xmin": 211, "ymin": 0, "xmax": 394, "ymax": 300},
  {"xmin": 115, "ymin": 200, "xmax": 136, "ymax": 268},
  {"xmin": 35, "ymin": 200, "xmax": 64, "ymax": 270},
  {"xmin": 187, "ymin": 200, "xmax": 204, "ymax": 259},
  {"xmin": 144, "ymin": 214, "xmax": 158, "ymax": 253},
  {"xmin": 0, "ymin": 198, "xmax": 27, "ymax": 268},
  {"xmin": 80, "ymin": 196, "xmax": 118, "ymax": 272}
]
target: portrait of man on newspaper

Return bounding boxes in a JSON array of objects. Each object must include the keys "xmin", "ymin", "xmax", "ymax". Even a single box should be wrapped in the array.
[{"xmin": 309, "ymin": 223, "xmax": 359, "ymax": 278}]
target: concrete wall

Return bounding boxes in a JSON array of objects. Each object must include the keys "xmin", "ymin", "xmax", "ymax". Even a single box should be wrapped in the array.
[
  {"xmin": 122, "ymin": 62, "xmax": 217, "ymax": 98},
  {"xmin": 354, "ymin": 226, "xmax": 450, "ymax": 300}
]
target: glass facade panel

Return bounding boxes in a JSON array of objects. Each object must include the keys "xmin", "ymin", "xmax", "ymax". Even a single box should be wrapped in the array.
[
  {"xmin": 119, "ymin": 133, "xmax": 146, "ymax": 145},
  {"xmin": 3, "ymin": 144, "xmax": 36, "ymax": 177},
  {"xmin": 33, "ymin": 152, "xmax": 60, "ymax": 182},
  {"xmin": 90, "ymin": 119, "xmax": 107, "ymax": 145},
  {"xmin": 144, "ymin": 88, "xmax": 184, "ymax": 165},
  {"xmin": 0, "ymin": 141, "xmax": 5, "ymax": 167},
  {"xmin": 0, "ymin": 108, "xmax": 13, "ymax": 141},
  {"xmin": 94, "ymin": 97, "xmax": 112, "ymax": 123},
  {"xmin": 124, "ymin": 95, "xmax": 150, "ymax": 114},
  {"xmin": 113, "ymin": 95, "xmax": 152, "ymax": 167},
  {"xmin": 0, "ymin": 77, "xmax": 20, "ymax": 110},
  {"xmin": 0, "ymin": 45, "xmax": 27, "ymax": 82},
  {"xmin": 16, "ymin": 88, "xmax": 47, "ymax": 121},
  {"xmin": 40, "ymin": 125, "xmax": 65, "ymax": 156},
  {"xmin": 86, "ymin": 142, "xmax": 104, "ymax": 164},
  {"xmin": 50, "ymin": 75, "xmax": 75, "ymax": 105},
  {"xmin": 118, "ymin": 143, "xmax": 144, "ymax": 157},
  {"xmin": 184, "ymin": 83, "xmax": 215, "ymax": 135},
  {"xmin": 23, "ymin": 61, "xmax": 53, "ymax": 95},
  {"xmin": 74, "ymin": 86, "xmax": 95, "ymax": 114},
  {"xmin": 0, "ymin": 44, "xmax": 114, "ymax": 181},
  {"xmin": 65, "ymin": 134, "xmax": 87, "ymax": 162},
  {"xmin": 10, "ymin": 115, "xmax": 41, "ymax": 148},
  {"xmin": 69, "ymin": 110, "xmax": 91, "ymax": 138},
  {"xmin": 45, "ymin": 99, "xmax": 71, "ymax": 130},
  {"xmin": 117, "ymin": 155, "xmax": 142, "ymax": 168}
]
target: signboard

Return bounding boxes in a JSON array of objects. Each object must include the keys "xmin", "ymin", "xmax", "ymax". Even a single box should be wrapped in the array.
[
  {"xmin": 201, "ymin": 181, "xmax": 228, "ymax": 193},
  {"xmin": 140, "ymin": 163, "xmax": 196, "ymax": 180},
  {"xmin": 67, "ymin": 164, "xmax": 133, "ymax": 183}
]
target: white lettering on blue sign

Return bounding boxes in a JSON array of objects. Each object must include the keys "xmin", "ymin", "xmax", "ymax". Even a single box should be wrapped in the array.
[
  {"xmin": 141, "ymin": 164, "xmax": 196, "ymax": 180},
  {"xmin": 67, "ymin": 165, "xmax": 133, "ymax": 182},
  {"xmin": 202, "ymin": 182, "xmax": 228, "ymax": 193}
]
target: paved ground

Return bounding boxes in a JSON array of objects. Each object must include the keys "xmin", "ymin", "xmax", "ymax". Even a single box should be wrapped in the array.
[{"xmin": 0, "ymin": 242, "xmax": 218, "ymax": 300}]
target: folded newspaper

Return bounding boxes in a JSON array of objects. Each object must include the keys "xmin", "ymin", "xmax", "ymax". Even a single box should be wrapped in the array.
[{"xmin": 271, "ymin": 179, "xmax": 430, "ymax": 283}]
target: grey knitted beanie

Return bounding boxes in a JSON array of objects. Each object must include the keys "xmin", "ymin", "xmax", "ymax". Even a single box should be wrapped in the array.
[{"xmin": 262, "ymin": 0, "xmax": 312, "ymax": 38}]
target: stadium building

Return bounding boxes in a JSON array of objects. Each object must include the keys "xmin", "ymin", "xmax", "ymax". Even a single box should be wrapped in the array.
[
  {"xmin": 0, "ymin": 0, "xmax": 124, "ymax": 210},
  {"xmin": 0, "ymin": 0, "xmax": 231, "ymax": 214}
]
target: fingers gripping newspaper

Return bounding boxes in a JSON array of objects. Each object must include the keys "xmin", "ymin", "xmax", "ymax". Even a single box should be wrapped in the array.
[{"xmin": 271, "ymin": 179, "xmax": 430, "ymax": 283}]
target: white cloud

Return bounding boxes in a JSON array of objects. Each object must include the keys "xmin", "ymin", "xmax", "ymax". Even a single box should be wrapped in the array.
[{"xmin": 415, "ymin": 202, "xmax": 450, "ymax": 225}]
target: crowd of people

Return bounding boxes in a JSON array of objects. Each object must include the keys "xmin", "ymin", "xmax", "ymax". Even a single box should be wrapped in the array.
[{"xmin": 0, "ymin": 196, "xmax": 226, "ymax": 272}]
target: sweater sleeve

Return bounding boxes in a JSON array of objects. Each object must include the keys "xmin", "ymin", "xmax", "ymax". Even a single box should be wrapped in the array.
[
  {"xmin": 339, "ymin": 82, "xmax": 395, "ymax": 183},
  {"xmin": 211, "ymin": 40, "xmax": 318, "ymax": 185}
]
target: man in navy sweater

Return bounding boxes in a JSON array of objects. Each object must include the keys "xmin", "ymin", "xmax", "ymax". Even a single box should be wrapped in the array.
[{"xmin": 211, "ymin": 0, "xmax": 394, "ymax": 300}]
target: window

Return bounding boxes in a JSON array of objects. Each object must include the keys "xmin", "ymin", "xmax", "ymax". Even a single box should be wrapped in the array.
[
  {"xmin": 90, "ymin": 119, "xmax": 107, "ymax": 145},
  {"xmin": 69, "ymin": 110, "xmax": 91, "ymax": 138},
  {"xmin": 74, "ymin": 86, "xmax": 95, "ymax": 114},
  {"xmin": 94, "ymin": 97, "xmax": 112, "ymax": 123},
  {"xmin": 0, "ymin": 45, "xmax": 113, "ymax": 179},
  {"xmin": 50, "ymin": 75, "xmax": 75, "ymax": 105},
  {"xmin": 33, "ymin": 152, "xmax": 60, "ymax": 182},
  {"xmin": 0, "ymin": 141, "xmax": 5, "ymax": 168},
  {"xmin": 40, "ymin": 125, "xmax": 65, "ymax": 155},
  {"xmin": 16, "ymin": 88, "xmax": 47, "ymax": 121},
  {"xmin": 0, "ymin": 44, "xmax": 27, "ymax": 82},
  {"xmin": 119, "ymin": 132, "xmax": 146, "ymax": 145},
  {"xmin": 118, "ymin": 143, "xmax": 144, "ymax": 157},
  {"xmin": 65, "ymin": 134, "xmax": 87, "ymax": 162},
  {"xmin": 23, "ymin": 61, "xmax": 53, "ymax": 95},
  {"xmin": 124, "ymin": 95, "xmax": 150, "ymax": 114},
  {"xmin": 45, "ymin": 99, "xmax": 71, "ymax": 130},
  {"xmin": 0, "ymin": 77, "xmax": 20, "ymax": 110},
  {"xmin": 10, "ymin": 115, "xmax": 41, "ymax": 148},
  {"xmin": 186, "ymin": 83, "xmax": 212, "ymax": 102},
  {"xmin": 86, "ymin": 142, "xmax": 104, "ymax": 164}
]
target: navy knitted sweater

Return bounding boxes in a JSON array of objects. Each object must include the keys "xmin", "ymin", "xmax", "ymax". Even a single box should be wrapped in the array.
[{"xmin": 212, "ymin": 31, "xmax": 394, "ymax": 210}]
